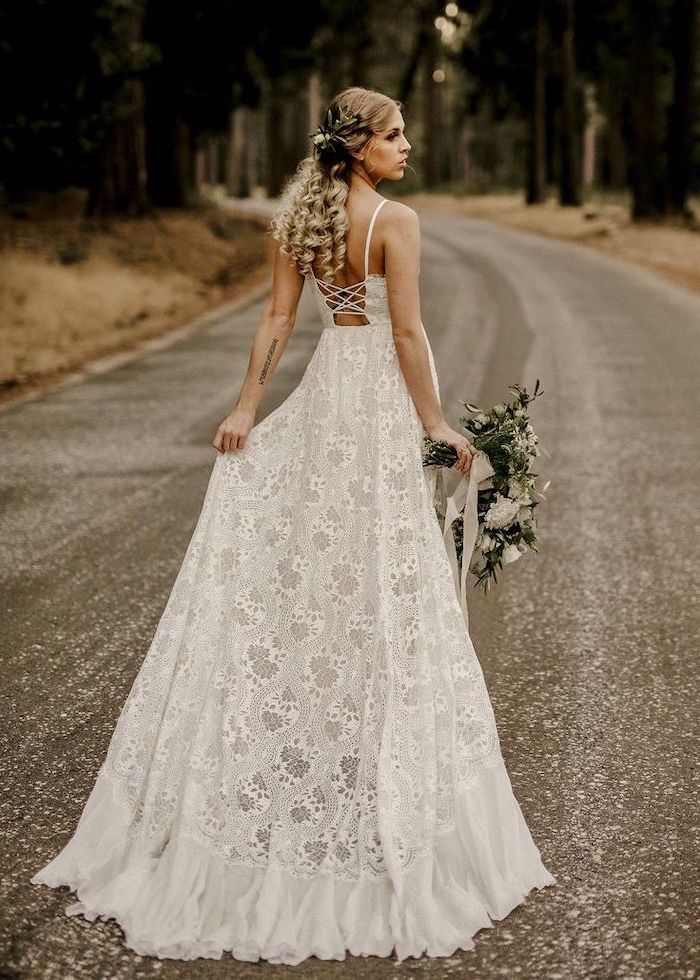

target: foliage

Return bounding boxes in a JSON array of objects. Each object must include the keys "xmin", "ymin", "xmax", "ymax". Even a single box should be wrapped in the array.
[{"xmin": 423, "ymin": 380, "xmax": 550, "ymax": 593}]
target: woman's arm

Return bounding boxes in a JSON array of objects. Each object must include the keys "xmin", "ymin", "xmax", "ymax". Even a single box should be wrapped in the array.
[
  {"xmin": 384, "ymin": 203, "xmax": 445, "ymax": 430},
  {"xmin": 231, "ymin": 245, "xmax": 304, "ymax": 415},
  {"xmin": 384, "ymin": 203, "xmax": 474, "ymax": 475},
  {"xmin": 213, "ymin": 244, "xmax": 304, "ymax": 453}
]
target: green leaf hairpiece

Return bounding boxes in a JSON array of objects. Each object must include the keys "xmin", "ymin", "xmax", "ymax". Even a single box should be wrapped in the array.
[{"xmin": 309, "ymin": 106, "xmax": 358, "ymax": 152}]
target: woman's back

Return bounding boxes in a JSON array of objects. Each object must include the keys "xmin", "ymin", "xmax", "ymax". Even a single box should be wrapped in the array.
[{"xmin": 309, "ymin": 196, "xmax": 388, "ymax": 327}]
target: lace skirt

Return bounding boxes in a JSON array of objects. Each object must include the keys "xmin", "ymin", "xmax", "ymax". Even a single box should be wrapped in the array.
[{"xmin": 32, "ymin": 322, "xmax": 556, "ymax": 962}]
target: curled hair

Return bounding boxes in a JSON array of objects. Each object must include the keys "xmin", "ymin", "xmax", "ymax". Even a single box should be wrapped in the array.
[{"xmin": 270, "ymin": 87, "xmax": 402, "ymax": 280}]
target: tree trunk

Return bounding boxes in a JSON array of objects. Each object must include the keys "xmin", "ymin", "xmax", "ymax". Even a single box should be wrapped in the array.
[
  {"xmin": 248, "ymin": 106, "xmax": 265, "ymax": 197},
  {"xmin": 144, "ymin": 74, "xmax": 192, "ymax": 205},
  {"xmin": 666, "ymin": 0, "xmax": 698, "ymax": 214},
  {"xmin": 527, "ymin": 0, "xmax": 548, "ymax": 204},
  {"xmin": 598, "ymin": 70, "xmax": 628, "ymax": 189},
  {"xmin": 582, "ymin": 82, "xmax": 598, "ymax": 190},
  {"xmin": 399, "ymin": 8, "xmax": 431, "ymax": 104},
  {"xmin": 349, "ymin": 7, "xmax": 371, "ymax": 88},
  {"xmin": 204, "ymin": 136, "xmax": 220, "ymax": 185},
  {"xmin": 264, "ymin": 75, "xmax": 298, "ymax": 198},
  {"xmin": 558, "ymin": 0, "xmax": 581, "ymax": 205},
  {"xmin": 86, "ymin": 78, "xmax": 150, "ymax": 217},
  {"xmin": 227, "ymin": 104, "xmax": 252, "ymax": 198},
  {"xmin": 143, "ymin": 0, "xmax": 194, "ymax": 207},
  {"xmin": 85, "ymin": 4, "xmax": 150, "ymax": 218},
  {"xmin": 307, "ymin": 72, "xmax": 323, "ymax": 139},
  {"xmin": 422, "ymin": 18, "xmax": 442, "ymax": 188},
  {"xmin": 627, "ymin": 0, "xmax": 669, "ymax": 218}
]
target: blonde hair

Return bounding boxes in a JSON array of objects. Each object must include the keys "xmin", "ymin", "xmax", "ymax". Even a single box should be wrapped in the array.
[{"xmin": 270, "ymin": 87, "xmax": 402, "ymax": 280}]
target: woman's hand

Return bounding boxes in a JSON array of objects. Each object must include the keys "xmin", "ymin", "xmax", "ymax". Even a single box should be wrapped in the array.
[
  {"xmin": 212, "ymin": 406, "xmax": 256, "ymax": 454},
  {"xmin": 425, "ymin": 420, "xmax": 475, "ymax": 476}
]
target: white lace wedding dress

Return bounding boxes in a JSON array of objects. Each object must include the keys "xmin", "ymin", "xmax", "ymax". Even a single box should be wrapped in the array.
[{"xmin": 32, "ymin": 198, "xmax": 556, "ymax": 964}]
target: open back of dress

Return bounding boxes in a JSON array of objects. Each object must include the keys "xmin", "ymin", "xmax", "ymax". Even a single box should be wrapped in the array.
[{"xmin": 308, "ymin": 198, "xmax": 388, "ymax": 327}]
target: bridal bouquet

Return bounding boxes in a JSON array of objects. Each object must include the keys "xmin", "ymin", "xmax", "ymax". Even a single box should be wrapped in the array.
[{"xmin": 423, "ymin": 380, "xmax": 550, "ymax": 596}]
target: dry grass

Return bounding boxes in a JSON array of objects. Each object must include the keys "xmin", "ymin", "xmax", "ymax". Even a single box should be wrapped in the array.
[
  {"xmin": 5, "ymin": 187, "xmax": 697, "ymax": 408},
  {"xmin": 406, "ymin": 192, "xmax": 700, "ymax": 296},
  {"xmin": 0, "ymin": 188, "xmax": 272, "ymax": 399}
]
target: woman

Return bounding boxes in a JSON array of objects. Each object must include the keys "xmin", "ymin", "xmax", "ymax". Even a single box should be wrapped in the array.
[{"xmin": 32, "ymin": 86, "xmax": 556, "ymax": 965}]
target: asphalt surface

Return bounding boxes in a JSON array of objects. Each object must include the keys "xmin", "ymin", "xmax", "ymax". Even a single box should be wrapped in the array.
[{"xmin": 1, "ymin": 205, "xmax": 698, "ymax": 980}]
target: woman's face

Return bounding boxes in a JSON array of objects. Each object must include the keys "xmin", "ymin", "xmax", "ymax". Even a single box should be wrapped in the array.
[{"xmin": 360, "ymin": 107, "xmax": 411, "ymax": 183}]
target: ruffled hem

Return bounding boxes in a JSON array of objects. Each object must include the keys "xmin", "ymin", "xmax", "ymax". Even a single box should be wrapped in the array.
[{"xmin": 31, "ymin": 764, "xmax": 556, "ymax": 965}]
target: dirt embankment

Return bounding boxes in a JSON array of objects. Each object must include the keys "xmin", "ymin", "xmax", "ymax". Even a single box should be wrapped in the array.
[
  {"xmin": 406, "ymin": 192, "xmax": 700, "ymax": 297},
  {"xmin": 4, "ymin": 188, "xmax": 698, "ymax": 410},
  {"xmin": 0, "ymin": 189, "xmax": 273, "ymax": 406}
]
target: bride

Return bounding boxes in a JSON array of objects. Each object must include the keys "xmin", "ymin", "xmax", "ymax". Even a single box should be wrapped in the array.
[{"xmin": 32, "ymin": 85, "xmax": 556, "ymax": 965}]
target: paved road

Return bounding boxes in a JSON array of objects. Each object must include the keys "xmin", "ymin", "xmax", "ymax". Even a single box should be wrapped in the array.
[{"xmin": 1, "ymin": 205, "xmax": 698, "ymax": 979}]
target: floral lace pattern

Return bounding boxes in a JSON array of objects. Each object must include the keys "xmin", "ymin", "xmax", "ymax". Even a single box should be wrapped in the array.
[{"xmin": 98, "ymin": 281, "xmax": 503, "ymax": 883}]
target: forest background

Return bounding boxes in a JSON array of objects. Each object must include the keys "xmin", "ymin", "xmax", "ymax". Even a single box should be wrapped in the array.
[{"xmin": 1, "ymin": 0, "xmax": 698, "ymax": 400}]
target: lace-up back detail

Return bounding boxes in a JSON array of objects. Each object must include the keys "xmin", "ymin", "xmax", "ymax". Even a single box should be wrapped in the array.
[
  {"xmin": 314, "ymin": 278, "xmax": 367, "ymax": 317},
  {"xmin": 308, "ymin": 199, "xmax": 390, "ymax": 329}
]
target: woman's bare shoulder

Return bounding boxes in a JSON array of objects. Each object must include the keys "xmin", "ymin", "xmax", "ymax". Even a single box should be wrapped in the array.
[{"xmin": 379, "ymin": 199, "xmax": 420, "ymax": 234}]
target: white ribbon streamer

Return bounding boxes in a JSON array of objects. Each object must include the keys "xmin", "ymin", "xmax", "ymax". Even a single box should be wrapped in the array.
[{"xmin": 435, "ymin": 450, "xmax": 495, "ymax": 630}]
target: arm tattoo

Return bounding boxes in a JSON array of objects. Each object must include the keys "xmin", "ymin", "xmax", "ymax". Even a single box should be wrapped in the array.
[{"xmin": 258, "ymin": 338, "xmax": 279, "ymax": 385}]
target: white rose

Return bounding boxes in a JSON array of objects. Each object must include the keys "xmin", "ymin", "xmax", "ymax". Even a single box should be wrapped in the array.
[
  {"xmin": 502, "ymin": 543, "xmax": 522, "ymax": 564},
  {"xmin": 484, "ymin": 495, "xmax": 521, "ymax": 529},
  {"xmin": 481, "ymin": 532, "xmax": 493, "ymax": 551}
]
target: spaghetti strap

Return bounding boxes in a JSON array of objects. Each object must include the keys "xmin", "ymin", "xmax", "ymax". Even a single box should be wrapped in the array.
[{"xmin": 363, "ymin": 198, "xmax": 387, "ymax": 279}]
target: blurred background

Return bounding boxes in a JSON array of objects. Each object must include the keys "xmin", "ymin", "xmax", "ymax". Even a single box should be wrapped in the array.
[{"xmin": 0, "ymin": 0, "xmax": 699, "ymax": 398}]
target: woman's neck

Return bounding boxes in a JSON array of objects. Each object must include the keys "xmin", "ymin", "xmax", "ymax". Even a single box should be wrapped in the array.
[{"xmin": 347, "ymin": 166, "xmax": 380, "ymax": 193}]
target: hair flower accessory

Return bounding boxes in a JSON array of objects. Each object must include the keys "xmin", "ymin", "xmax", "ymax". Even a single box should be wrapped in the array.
[{"xmin": 309, "ymin": 106, "xmax": 358, "ymax": 153}]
